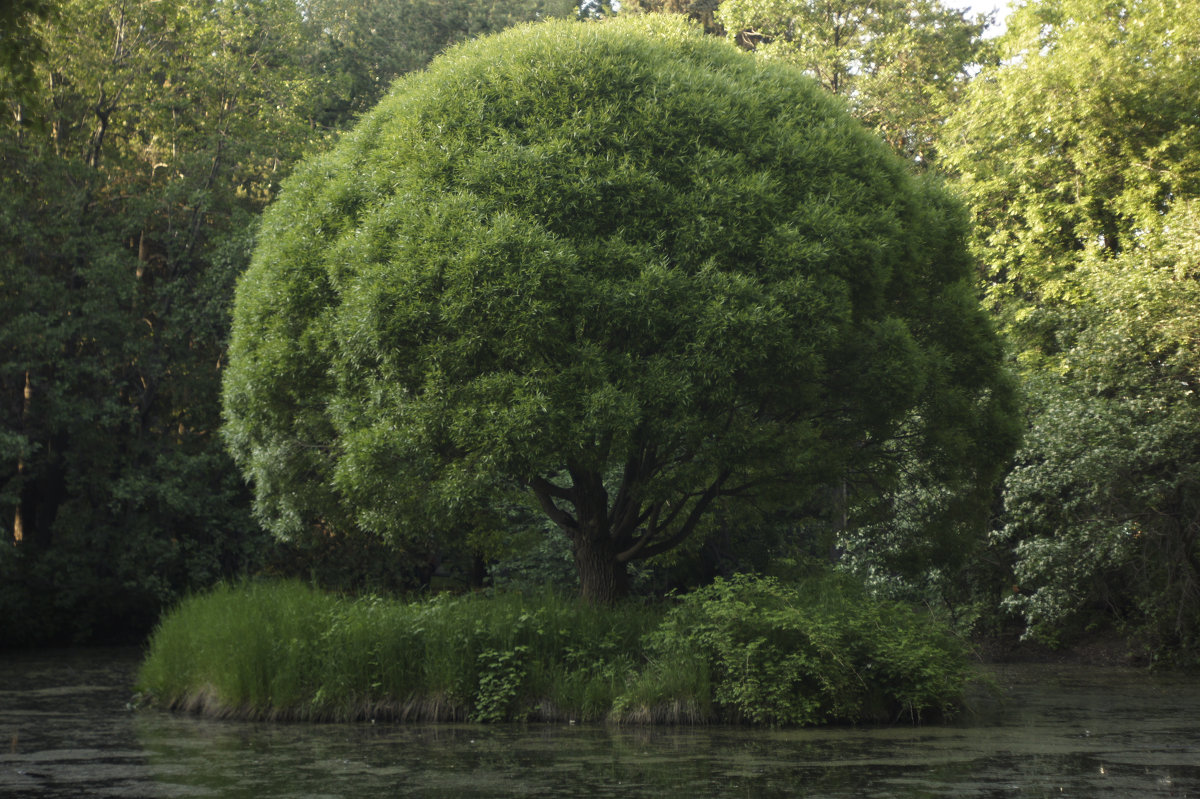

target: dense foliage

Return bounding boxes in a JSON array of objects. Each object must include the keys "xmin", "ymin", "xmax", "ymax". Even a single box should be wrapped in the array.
[
  {"xmin": 0, "ymin": 0, "xmax": 573, "ymax": 646},
  {"xmin": 1, "ymin": 0, "xmax": 315, "ymax": 643},
  {"xmin": 627, "ymin": 574, "xmax": 969, "ymax": 724},
  {"xmin": 138, "ymin": 575, "xmax": 973, "ymax": 724},
  {"xmin": 223, "ymin": 15, "xmax": 1015, "ymax": 603},
  {"xmin": 4, "ymin": 0, "xmax": 1198, "ymax": 663},
  {"xmin": 944, "ymin": 0, "xmax": 1200, "ymax": 657},
  {"xmin": 996, "ymin": 205, "xmax": 1200, "ymax": 657},
  {"xmin": 717, "ymin": 0, "xmax": 991, "ymax": 166},
  {"xmin": 944, "ymin": 0, "xmax": 1200, "ymax": 331}
]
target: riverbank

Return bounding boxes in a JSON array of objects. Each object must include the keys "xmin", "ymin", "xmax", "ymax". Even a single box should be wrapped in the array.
[
  {"xmin": 974, "ymin": 630, "xmax": 1150, "ymax": 668},
  {"xmin": 137, "ymin": 575, "xmax": 971, "ymax": 726}
]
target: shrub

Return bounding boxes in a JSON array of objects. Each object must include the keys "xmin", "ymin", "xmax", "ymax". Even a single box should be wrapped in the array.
[
  {"xmin": 638, "ymin": 574, "xmax": 971, "ymax": 725},
  {"xmin": 138, "ymin": 576, "xmax": 971, "ymax": 725}
]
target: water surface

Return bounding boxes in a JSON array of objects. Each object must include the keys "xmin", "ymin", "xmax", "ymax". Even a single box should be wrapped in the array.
[{"xmin": 2, "ymin": 649, "xmax": 1197, "ymax": 797}]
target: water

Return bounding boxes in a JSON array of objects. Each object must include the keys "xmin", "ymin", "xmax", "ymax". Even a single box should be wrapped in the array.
[{"xmin": 2, "ymin": 648, "xmax": 1198, "ymax": 797}]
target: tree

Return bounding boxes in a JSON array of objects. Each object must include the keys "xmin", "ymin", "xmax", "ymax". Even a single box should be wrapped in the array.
[
  {"xmin": 942, "ymin": 0, "xmax": 1200, "ymax": 653},
  {"xmin": 715, "ymin": 0, "xmax": 991, "ymax": 166},
  {"xmin": 943, "ymin": 0, "xmax": 1200, "ymax": 339},
  {"xmin": 997, "ymin": 203, "xmax": 1200, "ymax": 656},
  {"xmin": 620, "ymin": 0, "xmax": 725, "ymax": 33},
  {"xmin": 223, "ymin": 15, "xmax": 1017, "ymax": 604},
  {"xmin": 297, "ymin": 0, "xmax": 579, "ymax": 131},
  {"xmin": 0, "ymin": 0, "xmax": 320, "ymax": 643},
  {"xmin": 0, "ymin": 0, "xmax": 55, "ymax": 96}
]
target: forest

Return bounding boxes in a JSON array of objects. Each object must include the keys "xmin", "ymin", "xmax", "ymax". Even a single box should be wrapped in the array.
[{"xmin": 2, "ymin": 0, "xmax": 1198, "ymax": 671}]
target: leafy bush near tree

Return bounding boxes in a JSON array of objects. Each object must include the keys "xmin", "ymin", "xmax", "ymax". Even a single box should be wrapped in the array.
[
  {"xmin": 624, "ymin": 574, "xmax": 969, "ymax": 724},
  {"xmin": 139, "ymin": 575, "xmax": 972, "ymax": 725}
]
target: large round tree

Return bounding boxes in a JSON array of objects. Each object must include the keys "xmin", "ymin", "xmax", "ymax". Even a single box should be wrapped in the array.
[{"xmin": 223, "ymin": 15, "xmax": 1015, "ymax": 603}]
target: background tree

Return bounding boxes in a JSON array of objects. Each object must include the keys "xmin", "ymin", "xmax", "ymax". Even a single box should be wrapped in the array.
[
  {"xmin": 0, "ymin": 0, "xmax": 55, "ymax": 96},
  {"xmin": 223, "ymin": 16, "xmax": 1017, "ymax": 604},
  {"xmin": 621, "ymin": 0, "xmax": 725, "ymax": 32},
  {"xmin": 943, "ymin": 0, "xmax": 1200, "ymax": 342},
  {"xmin": 716, "ymin": 0, "xmax": 991, "ymax": 166},
  {"xmin": 297, "ymin": 0, "xmax": 578, "ymax": 130},
  {"xmin": 998, "ymin": 205, "xmax": 1200, "ymax": 652},
  {"xmin": 0, "ymin": 0, "xmax": 319, "ymax": 643},
  {"xmin": 943, "ymin": 0, "xmax": 1200, "ymax": 654},
  {"xmin": 0, "ymin": 0, "xmax": 601, "ymax": 646},
  {"xmin": 997, "ymin": 204, "xmax": 1200, "ymax": 657}
]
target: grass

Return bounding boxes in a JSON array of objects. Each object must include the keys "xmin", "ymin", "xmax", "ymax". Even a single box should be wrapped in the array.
[
  {"xmin": 138, "ymin": 574, "xmax": 975, "ymax": 725},
  {"xmin": 139, "ymin": 582, "xmax": 657, "ymax": 722}
]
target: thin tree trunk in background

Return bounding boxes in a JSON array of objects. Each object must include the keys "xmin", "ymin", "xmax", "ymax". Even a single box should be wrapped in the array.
[{"xmin": 11, "ymin": 370, "xmax": 31, "ymax": 544}]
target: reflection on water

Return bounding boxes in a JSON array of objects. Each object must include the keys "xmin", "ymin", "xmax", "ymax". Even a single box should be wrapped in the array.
[{"xmin": 1, "ymin": 648, "xmax": 1198, "ymax": 798}]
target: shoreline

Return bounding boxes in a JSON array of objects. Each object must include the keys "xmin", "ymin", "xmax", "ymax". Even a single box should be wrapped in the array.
[{"xmin": 972, "ymin": 631, "xmax": 1149, "ymax": 668}]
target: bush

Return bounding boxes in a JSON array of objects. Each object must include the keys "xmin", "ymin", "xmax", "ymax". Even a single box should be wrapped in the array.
[
  {"xmin": 630, "ymin": 574, "xmax": 971, "ymax": 725},
  {"xmin": 138, "ymin": 576, "xmax": 972, "ymax": 725}
]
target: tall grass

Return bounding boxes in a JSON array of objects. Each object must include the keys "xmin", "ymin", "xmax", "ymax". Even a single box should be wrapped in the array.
[
  {"xmin": 139, "ymin": 582, "xmax": 657, "ymax": 722},
  {"xmin": 139, "ymin": 574, "xmax": 974, "ymax": 725},
  {"xmin": 138, "ymin": 580, "xmax": 336, "ymax": 718}
]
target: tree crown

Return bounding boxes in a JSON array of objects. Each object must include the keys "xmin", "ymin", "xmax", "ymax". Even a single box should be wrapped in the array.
[{"xmin": 223, "ymin": 15, "xmax": 1015, "ymax": 597}]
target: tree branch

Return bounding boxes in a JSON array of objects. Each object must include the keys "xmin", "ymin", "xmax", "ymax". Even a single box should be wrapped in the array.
[
  {"xmin": 526, "ymin": 476, "xmax": 577, "ymax": 532},
  {"xmin": 608, "ymin": 445, "xmax": 654, "ymax": 532},
  {"xmin": 529, "ymin": 474, "xmax": 572, "ymax": 501},
  {"xmin": 615, "ymin": 501, "xmax": 663, "ymax": 563},
  {"xmin": 618, "ymin": 470, "xmax": 731, "ymax": 562}
]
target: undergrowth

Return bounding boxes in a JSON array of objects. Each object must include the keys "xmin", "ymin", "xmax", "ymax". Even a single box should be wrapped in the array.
[{"xmin": 138, "ymin": 573, "xmax": 973, "ymax": 725}]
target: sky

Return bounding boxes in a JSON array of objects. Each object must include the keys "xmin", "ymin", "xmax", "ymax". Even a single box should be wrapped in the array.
[{"xmin": 963, "ymin": 0, "xmax": 1012, "ymax": 37}]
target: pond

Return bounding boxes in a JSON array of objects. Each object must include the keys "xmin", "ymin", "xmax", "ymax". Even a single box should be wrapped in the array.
[{"xmin": 1, "ymin": 648, "xmax": 1198, "ymax": 797}]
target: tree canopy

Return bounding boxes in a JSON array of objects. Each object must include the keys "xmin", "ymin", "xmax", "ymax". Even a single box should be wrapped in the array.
[
  {"xmin": 944, "ymin": 0, "xmax": 1200, "ymax": 335},
  {"xmin": 224, "ymin": 15, "xmax": 1016, "ymax": 603},
  {"xmin": 716, "ymin": 0, "xmax": 991, "ymax": 166},
  {"xmin": 943, "ymin": 0, "xmax": 1200, "ymax": 653}
]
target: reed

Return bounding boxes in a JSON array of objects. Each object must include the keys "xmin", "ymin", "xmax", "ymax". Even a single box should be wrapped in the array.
[
  {"xmin": 138, "ymin": 580, "xmax": 335, "ymax": 718},
  {"xmin": 139, "ymin": 582, "xmax": 658, "ymax": 722}
]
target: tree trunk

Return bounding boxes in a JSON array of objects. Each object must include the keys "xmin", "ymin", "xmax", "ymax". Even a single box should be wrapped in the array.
[
  {"xmin": 572, "ymin": 533, "xmax": 630, "ymax": 605},
  {"xmin": 12, "ymin": 372, "xmax": 65, "ymax": 549},
  {"xmin": 12, "ymin": 370, "xmax": 32, "ymax": 544}
]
